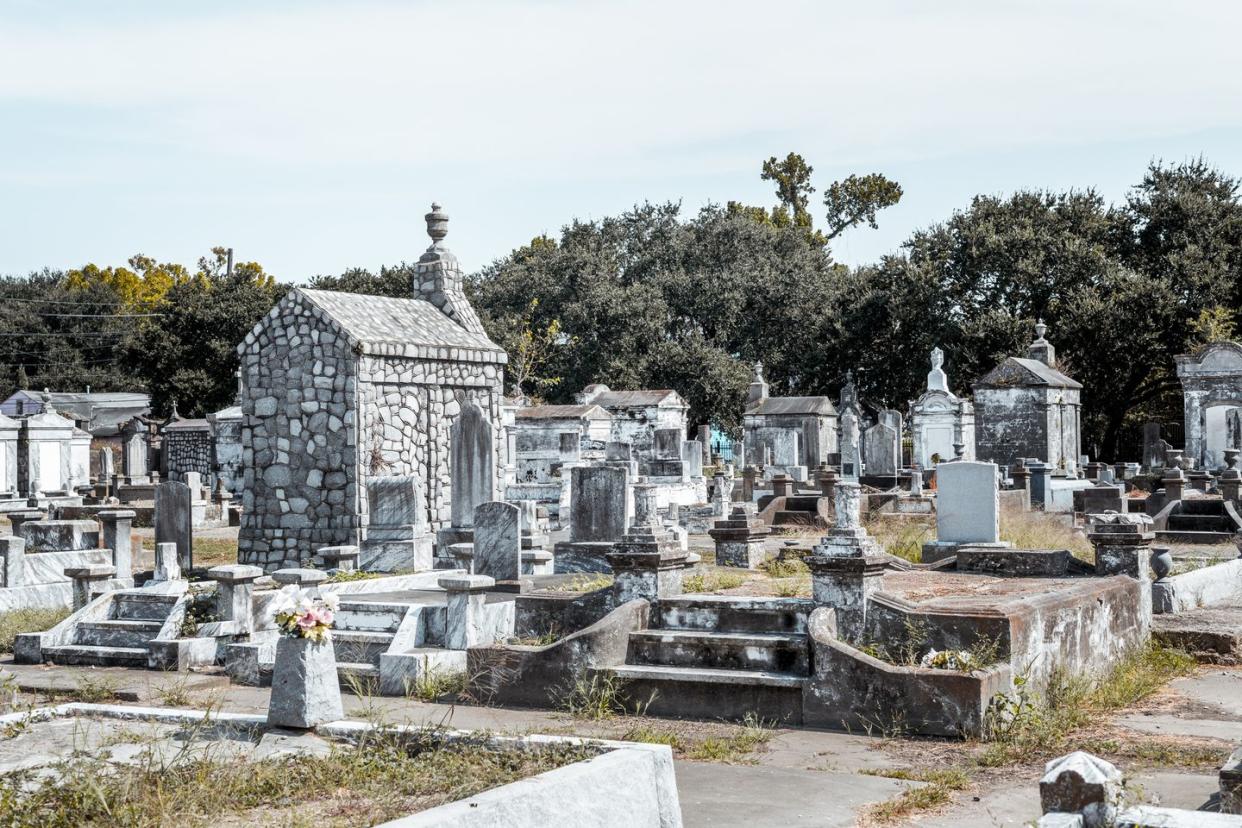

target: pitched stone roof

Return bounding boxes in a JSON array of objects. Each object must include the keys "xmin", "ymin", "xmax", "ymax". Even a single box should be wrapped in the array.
[
  {"xmin": 744, "ymin": 396, "xmax": 837, "ymax": 417},
  {"xmin": 592, "ymin": 390, "xmax": 686, "ymax": 408},
  {"xmin": 975, "ymin": 357, "xmax": 1082, "ymax": 390},
  {"xmin": 516, "ymin": 404, "xmax": 610, "ymax": 421},
  {"xmin": 241, "ymin": 288, "xmax": 506, "ymax": 365}
]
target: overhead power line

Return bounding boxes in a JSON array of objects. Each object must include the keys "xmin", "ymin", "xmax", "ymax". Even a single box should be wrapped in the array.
[{"xmin": 34, "ymin": 311, "xmax": 164, "ymax": 318}]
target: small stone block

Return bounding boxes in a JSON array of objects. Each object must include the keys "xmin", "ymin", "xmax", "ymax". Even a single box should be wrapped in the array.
[
  {"xmin": 438, "ymin": 574, "xmax": 494, "ymax": 592},
  {"xmin": 209, "ymin": 564, "xmax": 264, "ymax": 583},
  {"xmin": 272, "ymin": 568, "xmax": 329, "ymax": 586},
  {"xmin": 317, "ymin": 545, "xmax": 359, "ymax": 562},
  {"xmin": 65, "ymin": 564, "xmax": 116, "ymax": 580}
]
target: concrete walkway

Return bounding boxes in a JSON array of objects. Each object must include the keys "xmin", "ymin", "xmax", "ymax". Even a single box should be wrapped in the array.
[{"xmin": 2, "ymin": 658, "xmax": 1238, "ymax": 825}]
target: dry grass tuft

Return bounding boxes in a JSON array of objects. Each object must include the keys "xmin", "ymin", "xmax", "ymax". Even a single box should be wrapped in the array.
[{"xmin": 0, "ymin": 607, "xmax": 70, "ymax": 654}]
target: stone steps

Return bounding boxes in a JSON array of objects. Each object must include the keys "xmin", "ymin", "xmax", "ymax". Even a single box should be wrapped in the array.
[
  {"xmin": 656, "ymin": 596, "xmax": 814, "ymax": 635},
  {"xmin": 1156, "ymin": 529, "xmax": 1236, "ymax": 544},
  {"xmin": 336, "ymin": 661, "xmax": 380, "ymax": 690},
  {"xmin": 42, "ymin": 644, "xmax": 149, "ymax": 668},
  {"xmin": 74, "ymin": 619, "xmax": 163, "ymax": 649},
  {"xmin": 600, "ymin": 664, "xmax": 806, "ymax": 723},
  {"xmin": 627, "ymin": 629, "xmax": 808, "ymax": 673},
  {"xmin": 112, "ymin": 592, "xmax": 180, "ymax": 621}
]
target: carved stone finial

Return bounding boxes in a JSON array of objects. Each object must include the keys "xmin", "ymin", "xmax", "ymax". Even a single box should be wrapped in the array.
[
  {"xmin": 753, "ymin": 360, "xmax": 764, "ymax": 380},
  {"xmin": 1034, "ymin": 319, "xmax": 1048, "ymax": 341},
  {"xmin": 425, "ymin": 202, "xmax": 449, "ymax": 247},
  {"xmin": 930, "ymin": 347, "xmax": 944, "ymax": 371}
]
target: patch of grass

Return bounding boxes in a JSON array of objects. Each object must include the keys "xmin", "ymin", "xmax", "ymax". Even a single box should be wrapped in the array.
[
  {"xmin": 980, "ymin": 644, "xmax": 1196, "ymax": 766},
  {"xmin": 862, "ymin": 766, "xmax": 971, "ymax": 824},
  {"xmin": 759, "ymin": 557, "xmax": 809, "ymax": 578},
  {"xmin": 683, "ymin": 569, "xmax": 748, "ymax": 593},
  {"xmin": 1079, "ymin": 736, "xmax": 1230, "ymax": 770},
  {"xmin": 865, "ymin": 519, "xmax": 931, "ymax": 563},
  {"xmin": 325, "ymin": 570, "xmax": 384, "ymax": 583},
  {"xmin": 0, "ymin": 729, "xmax": 592, "ymax": 827},
  {"xmin": 177, "ymin": 593, "xmax": 218, "ymax": 638},
  {"xmin": 772, "ymin": 577, "xmax": 811, "ymax": 598},
  {"xmin": 506, "ymin": 625, "xmax": 561, "ymax": 647},
  {"xmin": 555, "ymin": 671, "xmax": 651, "ymax": 720},
  {"xmin": 0, "ymin": 607, "xmax": 70, "ymax": 654},
  {"xmin": 544, "ymin": 573, "xmax": 613, "ymax": 593},
  {"xmin": 405, "ymin": 667, "xmax": 469, "ymax": 703},
  {"xmin": 190, "ymin": 537, "xmax": 237, "ymax": 568},
  {"xmin": 154, "ymin": 674, "xmax": 194, "ymax": 707},
  {"xmin": 999, "ymin": 509, "xmax": 1093, "ymax": 563},
  {"xmin": 681, "ymin": 714, "xmax": 772, "ymax": 763},
  {"xmin": 621, "ymin": 714, "xmax": 773, "ymax": 763},
  {"xmin": 42, "ymin": 676, "xmax": 123, "ymax": 705}
]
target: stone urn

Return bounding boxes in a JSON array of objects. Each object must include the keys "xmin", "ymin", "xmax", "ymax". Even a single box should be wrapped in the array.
[
  {"xmin": 1149, "ymin": 546, "xmax": 1173, "ymax": 581},
  {"xmin": 267, "ymin": 635, "xmax": 344, "ymax": 729}
]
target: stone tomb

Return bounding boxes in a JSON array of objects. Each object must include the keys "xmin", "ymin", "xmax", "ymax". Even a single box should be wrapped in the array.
[
  {"xmin": 708, "ymin": 504, "xmax": 771, "ymax": 568},
  {"xmin": 922, "ymin": 461, "xmax": 1009, "ymax": 562},
  {"xmin": 553, "ymin": 465, "xmax": 631, "ymax": 573},
  {"xmin": 910, "ymin": 347, "xmax": 975, "ymax": 468},
  {"xmin": 236, "ymin": 205, "xmax": 507, "ymax": 571},
  {"xmin": 361, "ymin": 475, "xmax": 434, "ymax": 572}
]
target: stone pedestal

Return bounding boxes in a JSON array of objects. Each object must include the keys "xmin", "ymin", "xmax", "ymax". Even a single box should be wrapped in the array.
[
  {"xmin": 440, "ymin": 574, "xmax": 495, "ymax": 650},
  {"xmin": 1087, "ymin": 512, "xmax": 1154, "ymax": 628},
  {"xmin": 607, "ymin": 511, "xmax": 688, "ymax": 604},
  {"xmin": 267, "ymin": 636, "xmax": 344, "ymax": 729},
  {"xmin": 273, "ymin": 568, "xmax": 329, "ymax": 596},
  {"xmin": 708, "ymin": 505, "xmax": 771, "ymax": 569},
  {"xmin": 0, "ymin": 536, "xmax": 25, "ymax": 588},
  {"xmin": 816, "ymin": 466, "xmax": 838, "ymax": 498},
  {"xmin": 317, "ymin": 545, "xmax": 360, "ymax": 572},
  {"xmin": 66, "ymin": 564, "xmax": 116, "ymax": 609},
  {"xmin": 771, "ymin": 474, "xmax": 794, "ymax": 498},
  {"xmin": 1161, "ymin": 467, "xmax": 1185, "ymax": 503},
  {"xmin": 1010, "ymin": 460, "xmax": 1030, "ymax": 493},
  {"xmin": 209, "ymin": 564, "xmax": 264, "ymax": 632},
  {"xmin": 6, "ymin": 509, "xmax": 44, "ymax": 537},
  {"xmin": 741, "ymin": 465, "xmax": 758, "ymax": 502},
  {"xmin": 153, "ymin": 541, "xmax": 181, "ymax": 583},
  {"xmin": 806, "ymin": 553, "xmax": 887, "ymax": 642},
  {"xmin": 98, "ymin": 509, "xmax": 135, "ymax": 581},
  {"xmin": 1220, "ymin": 450, "xmax": 1241, "ymax": 504}
]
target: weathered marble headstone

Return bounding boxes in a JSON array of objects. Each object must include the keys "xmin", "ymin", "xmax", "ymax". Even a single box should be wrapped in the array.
[
  {"xmin": 154, "ymin": 480, "xmax": 193, "ymax": 571},
  {"xmin": 363, "ymin": 475, "xmax": 432, "ymax": 571},
  {"xmin": 682, "ymin": 440, "xmax": 704, "ymax": 478},
  {"xmin": 935, "ymin": 461, "xmax": 1000, "ymax": 544},
  {"xmin": 472, "ymin": 501, "xmax": 521, "ymax": 581},
  {"xmin": 153, "ymin": 541, "xmax": 181, "ymax": 582},
  {"xmin": 569, "ymin": 466, "xmax": 628, "ymax": 542},
  {"xmin": 1141, "ymin": 422, "xmax": 1166, "ymax": 472},
  {"xmin": 605, "ymin": 441, "xmax": 632, "ymax": 461},
  {"xmin": 450, "ymin": 402, "xmax": 495, "ymax": 529},
  {"xmin": 98, "ymin": 447, "xmax": 114, "ymax": 482},
  {"xmin": 653, "ymin": 429, "xmax": 682, "ymax": 460},
  {"xmin": 862, "ymin": 422, "xmax": 899, "ymax": 478},
  {"xmin": 697, "ymin": 425, "xmax": 712, "ymax": 465}
]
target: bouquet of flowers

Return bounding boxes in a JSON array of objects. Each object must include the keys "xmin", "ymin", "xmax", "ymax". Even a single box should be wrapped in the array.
[{"xmin": 270, "ymin": 585, "xmax": 340, "ymax": 642}]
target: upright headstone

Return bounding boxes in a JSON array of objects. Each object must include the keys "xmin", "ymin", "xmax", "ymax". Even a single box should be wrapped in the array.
[
  {"xmin": 364, "ymin": 475, "xmax": 432, "ymax": 571},
  {"xmin": 1027, "ymin": 460, "xmax": 1051, "ymax": 508},
  {"xmin": 682, "ymin": 440, "xmax": 704, "ymax": 478},
  {"xmin": 839, "ymin": 409, "xmax": 861, "ymax": 482},
  {"xmin": 153, "ymin": 541, "xmax": 181, "ymax": 582},
  {"xmin": 450, "ymin": 402, "xmax": 495, "ymax": 530},
  {"xmin": 472, "ymin": 501, "xmax": 521, "ymax": 582},
  {"xmin": 569, "ymin": 466, "xmax": 629, "ymax": 542},
  {"xmin": 862, "ymin": 422, "xmax": 899, "ymax": 478},
  {"xmin": 98, "ymin": 447, "xmax": 114, "ymax": 484},
  {"xmin": 935, "ymin": 461, "xmax": 1001, "ymax": 545},
  {"xmin": 1141, "ymin": 423, "xmax": 1166, "ymax": 472},
  {"xmin": 697, "ymin": 425, "xmax": 712, "ymax": 465},
  {"xmin": 653, "ymin": 429, "xmax": 682, "ymax": 460},
  {"xmin": 120, "ymin": 418, "xmax": 149, "ymax": 484},
  {"xmin": 154, "ymin": 480, "xmax": 193, "ymax": 572}
]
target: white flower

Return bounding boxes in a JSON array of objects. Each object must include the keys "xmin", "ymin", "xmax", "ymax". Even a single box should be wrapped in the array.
[{"xmin": 320, "ymin": 590, "xmax": 340, "ymax": 612}]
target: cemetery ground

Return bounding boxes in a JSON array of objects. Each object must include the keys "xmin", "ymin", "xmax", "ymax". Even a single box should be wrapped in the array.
[{"xmin": 1, "ymin": 509, "xmax": 1239, "ymax": 825}]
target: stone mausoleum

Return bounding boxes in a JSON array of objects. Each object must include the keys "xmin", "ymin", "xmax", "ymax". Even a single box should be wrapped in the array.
[
  {"xmin": 973, "ymin": 321, "xmax": 1082, "ymax": 474},
  {"xmin": 236, "ymin": 205, "xmax": 507, "ymax": 570},
  {"xmin": 1175, "ymin": 340, "xmax": 1242, "ymax": 471},
  {"xmin": 741, "ymin": 361, "xmax": 837, "ymax": 472},
  {"xmin": 575, "ymin": 384, "xmax": 689, "ymax": 459},
  {"xmin": 910, "ymin": 347, "xmax": 975, "ymax": 468}
]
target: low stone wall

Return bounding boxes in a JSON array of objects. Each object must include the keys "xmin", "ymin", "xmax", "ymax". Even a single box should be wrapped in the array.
[
  {"xmin": 804, "ymin": 608, "xmax": 1012, "ymax": 737},
  {"xmin": 1153, "ymin": 558, "xmax": 1242, "ymax": 614},
  {"xmin": 514, "ymin": 587, "xmax": 615, "ymax": 639},
  {"xmin": 467, "ymin": 599, "xmax": 647, "ymax": 708},
  {"xmin": 379, "ymin": 740, "xmax": 681, "ymax": 828},
  {"xmin": 54, "ymin": 505, "xmax": 155, "ymax": 528},
  {"xmin": 0, "ymin": 582, "xmax": 73, "ymax": 612}
]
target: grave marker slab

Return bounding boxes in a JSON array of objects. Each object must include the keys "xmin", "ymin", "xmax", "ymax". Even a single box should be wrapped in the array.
[{"xmin": 473, "ymin": 501, "xmax": 521, "ymax": 582}]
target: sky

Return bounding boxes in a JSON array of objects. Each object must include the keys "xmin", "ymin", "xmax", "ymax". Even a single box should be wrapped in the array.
[{"xmin": 1, "ymin": 0, "xmax": 1240, "ymax": 282}]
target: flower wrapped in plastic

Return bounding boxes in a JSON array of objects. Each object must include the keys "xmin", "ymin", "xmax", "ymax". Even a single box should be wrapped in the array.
[
  {"xmin": 269, "ymin": 585, "xmax": 340, "ymax": 642},
  {"xmin": 919, "ymin": 648, "xmax": 979, "ymax": 671}
]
